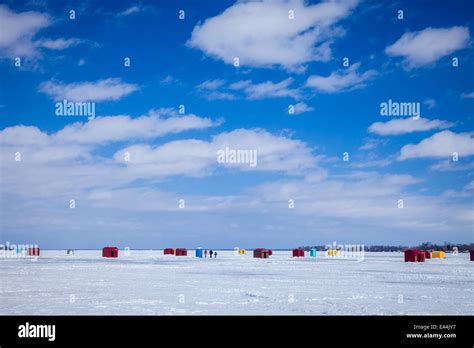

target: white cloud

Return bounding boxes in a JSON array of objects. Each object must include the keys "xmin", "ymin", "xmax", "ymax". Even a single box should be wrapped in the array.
[
  {"xmin": 349, "ymin": 158, "xmax": 393, "ymax": 168},
  {"xmin": 0, "ymin": 5, "xmax": 50, "ymax": 58},
  {"xmin": 385, "ymin": 26, "xmax": 470, "ymax": 68},
  {"xmin": 56, "ymin": 109, "xmax": 219, "ymax": 145},
  {"xmin": 0, "ymin": 114, "xmax": 315, "ymax": 178},
  {"xmin": 359, "ymin": 138, "xmax": 387, "ymax": 151},
  {"xmin": 197, "ymin": 79, "xmax": 227, "ymax": 91},
  {"xmin": 0, "ymin": 125, "xmax": 50, "ymax": 146},
  {"xmin": 461, "ymin": 92, "xmax": 474, "ymax": 99},
  {"xmin": 291, "ymin": 102, "xmax": 314, "ymax": 115},
  {"xmin": 230, "ymin": 78, "xmax": 300, "ymax": 100},
  {"xmin": 0, "ymin": 5, "xmax": 85, "ymax": 61},
  {"xmin": 36, "ymin": 38, "xmax": 82, "ymax": 50},
  {"xmin": 246, "ymin": 172, "xmax": 472, "ymax": 232},
  {"xmin": 0, "ymin": 122, "xmax": 323, "ymax": 235},
  {"xmin": 430, "ymin": 160, "xmax": 474, "ymax": 172},
  {"xmin": 306, "ymin": 63, "xmax": 376, "ymax": 93},
  {"xmin": 213, "ymin": 128, "xmax": 317, "ymax": 173},
  {"xmin": 197, "ymin": 78, "xmax": 301, "ymax": 100},
  {"xmin": 114, "ymin": 141, "xmax": 216, "ymax": 178},
  {"xmin": 204, "ymin": 91, "xmax": 237, "ymax": 101},
  {"xmin": 196, "ymin": 79, "xmax": 237, "ymax": 100},
  {"xmin": 399, "ymin": 130, "xmax": 474, "ymax": 160},
  {"xmin": 187, "ymin": 0, "xmax": 359, "ymax": 71},
  {"xmin": 0, "ymin": 108, "xmax": 218, "ymax": 148},
  {"xmin": 118, "ymin": 5, "xmax": 143, "ymax": 16},
  {"xmin": 3, "ymin": 167, "xmax": 472, "ymax": 246},
  {"xmin": 115, "ymin": 128, "xmax": 318, "ymax": 177},
  {"xmin": 39, "ymin": 78, "xmax": 139, "ymax": 102},
  {"xmin": 160, "ymin": 75, "xmax": 181, "ymax": 85},
  {"xmin": 369, "ymin": 117, "xmax": 453, "ymax": 136}
]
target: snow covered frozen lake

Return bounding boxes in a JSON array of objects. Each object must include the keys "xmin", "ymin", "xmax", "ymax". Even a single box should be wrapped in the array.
[{"xmin": 1, "ymin": 250, "xmax": 472, "ymax": 315}]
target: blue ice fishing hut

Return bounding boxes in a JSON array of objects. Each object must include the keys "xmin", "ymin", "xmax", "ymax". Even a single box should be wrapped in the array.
[{"xmin": 195, "ymin": 248, "xmax": 203, "ymax": 258}]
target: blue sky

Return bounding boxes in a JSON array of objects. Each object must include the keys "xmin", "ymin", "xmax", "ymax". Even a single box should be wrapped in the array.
[{"xmin": 0, "ymin": 0, "xmax": 473, "ymax": 249}]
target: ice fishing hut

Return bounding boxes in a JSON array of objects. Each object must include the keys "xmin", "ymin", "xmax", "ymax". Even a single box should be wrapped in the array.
[
  {"xmin": 424, "ymin": 251, "xmax": 431, "ymax": 259},
  {"xmin": 239, "ymin": 249, "xmax": 246, "ymax": 255},
  {"xmin": 67, "ymin": 249, "xmax": 75, "ymax": 255},
  {"xmin": 404, "ymin": 249, "xmax": 425, "ymax": 262},
  {"xmin": 292, "ymin": 249, "xmax": 305, "ymax": 257},
  {"xmin": 175, "ymin": 248, "xmax": 187, "ymax": 256},
  {"xmin": 470, "ymin": 250, "xmax": 474, "ymax": 261},
  {"xmin": 253, "ymin": 248, "xmax": 270, "ymax": 258},
  {"xmin": 164, "ymin": 248, "xmax": 175, "ymax": 255},
  {"xmin": 28, "ymin": 247, "xmax": 40, "ymax": 256},
  {"xmin": 327, "ymin": 249, "xmax": 340, "ymax": 257},
  {"xmin": 431, "ymin": 251, "xmax": 445, "ymax": 259},
  {"xmin": 195, "ymin": 248, "xmax": 203, "ymax": 258},
  {"xmin": 268, "ymin": 249, "xmax": 273, "ymax": 256},
  {"xmin": 102, "ymin": 246, "xmax": 118, "ymax": 258},
  {"xmin": 310, "ymin": 249, "xmax": 317, "ymax": 257}
]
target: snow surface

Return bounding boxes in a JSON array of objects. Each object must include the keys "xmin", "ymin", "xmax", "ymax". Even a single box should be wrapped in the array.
[{"xmin": 1, "ymin": 250, "xmax": 472, "ymax": 315}]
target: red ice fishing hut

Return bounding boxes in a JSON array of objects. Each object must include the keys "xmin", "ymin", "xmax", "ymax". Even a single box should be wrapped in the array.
[
  {"xmin": 164, "ymin": 248, "xmax": 175, "ymax": 255},
  {"xmin": 253, "ymin": 248, "xmax": 270, "ymax": 258},
  {"xmin": 424, "ymin": 250, "xmax": 431, "ymax": 259},
  {"xmin": 175, "ymin": 248, "xmax": 187, "ymax": 256},
  {"xmin": 28, "ymin": 247, "xmax": 40, "ymax": 256},
  {"xmin": 292, "ymin": 249, "xmax": 304, "ymax": 257},
  {"xmin": 102, "ymin": 246, "xmax": 118, "ymax": 258},
  {"xmin": 404, "ymin": 249, "xmax": 425, "ymax": 262}
]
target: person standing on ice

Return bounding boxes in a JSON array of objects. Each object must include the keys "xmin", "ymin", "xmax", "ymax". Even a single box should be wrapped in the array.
[
  {"xmin": 204, "ymin": 249, "xmax": 208, "ymax": 258},
  {"xmin": 210, "ymin": 250, "xmax": 213, "ymax": 258},
  {"xmin": 214, "ymin": 251, "xmax": 218, "ymax": 258}
]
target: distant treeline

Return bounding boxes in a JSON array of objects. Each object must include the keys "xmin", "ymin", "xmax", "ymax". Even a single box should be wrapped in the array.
[{"xmin": 299, "ymin": 242, "xmax": 474, "ymax": 252}]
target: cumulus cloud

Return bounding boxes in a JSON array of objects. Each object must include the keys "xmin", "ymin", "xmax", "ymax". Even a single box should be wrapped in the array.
[
  {"xmin": 0, "ymin": 4, "xmax": 50, "ymax": 58},
  {"xmin": 39, "ymin": 78, "xmax": 139, "ymax": 102},
  {"xmin": 187, "ymin": 0, "xmax": 359, "ymax": 71},
  {"xmin": 115, "ymin": 128, "xmax": 318, "ymax": 177},
  {"xmin": 399, "ymin": 130, "xmax": 474, "ymax": 160},
  {"xmin": 0, "ymin": 108, "xmax": 218, "ymax": 148},
  {"xmin": 385, "ymin": 26, "xmax": 470, "ymax": 68},
  {"xmin": 57, "ymin": 109, "xmax": 219, "ymax": 145},
  {"xmin": 0, "ymin": 5, "xmax": 87, "ymax": 61},
  {"xmin": 306, "ymin": 63, "xmax": 376, "ymax": 93},
  {"xmin": 369, "ymin": 117, "xmax": 453, "ymax": 136},
  {"xmin": 0, "ymin": 111, "xmax": 314, "ymax": 180}
]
